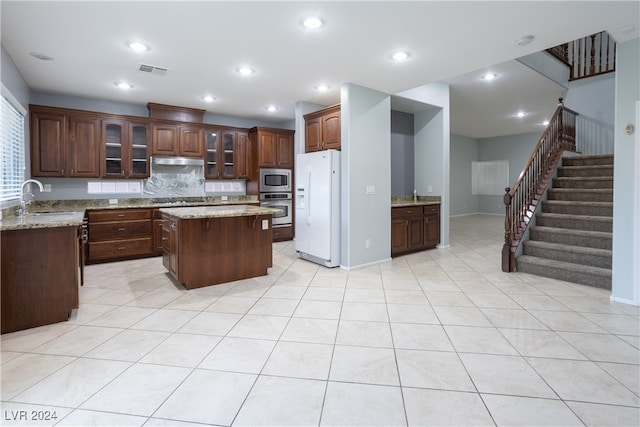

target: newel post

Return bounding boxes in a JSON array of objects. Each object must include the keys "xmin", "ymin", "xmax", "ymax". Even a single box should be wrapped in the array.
[
  {"xmin": 502, "ymin": 187, "xmax": 514, "ymax": 272},
  {"xmin": 557, "ymin": 97, "xmax": 565, "ymax": 150}
]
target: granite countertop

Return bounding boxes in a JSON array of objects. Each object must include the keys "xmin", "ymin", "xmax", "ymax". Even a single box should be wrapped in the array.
[
  {"xmin": 29, "ymin": 196, "xmax": 259, "ymax": 212},
  {"xmin": 160, "ymin": 205, "xmax": 281, "ymax": 219},
  {"xmin": 391, "ymin": 196, "xmax": 441, "ymax": 208},
  {"xmin": 1, "ymin": 211, "xmax": 85, "ymax": 231},
  {"xmin": 0, "ymin": 196, "xmax": 261, "ymax": 231}
]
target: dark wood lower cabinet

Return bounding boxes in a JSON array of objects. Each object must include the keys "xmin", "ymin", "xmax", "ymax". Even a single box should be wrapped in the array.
[
  {"xmin": 87, "ymin": 208, "xmax": 153, "ymax": 263},
  {"xmin": 272, "ymin": 225, "xmax": 293, "ymax": 241},
  {"xmin": 391, "ymin": 204, "xmax": 441, "ymax": 257},
  {"xmin": 1, "ymin": 226, "xmax": 79, "ymax": 334}
]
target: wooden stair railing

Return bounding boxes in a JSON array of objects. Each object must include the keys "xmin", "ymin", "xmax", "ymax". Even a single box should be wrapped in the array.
[
  {"xmin": 502, "ymin": 99, "xmax": 578, "ymax": 272},
  {"xmin": 546, "ymin": 31, "xmax": 616, "ymax": 81}
]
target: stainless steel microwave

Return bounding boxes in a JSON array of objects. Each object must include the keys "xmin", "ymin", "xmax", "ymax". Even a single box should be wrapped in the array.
[{"xmin": 259, "ymin": 168, "xmax": 292, "ymax": 192}]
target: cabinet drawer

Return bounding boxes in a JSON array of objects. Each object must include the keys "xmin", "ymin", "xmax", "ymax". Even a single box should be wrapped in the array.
[
  {"xmin": 88, "ymin": 238, "xmax": 152, "ymax": 260},
  {"xmin": 89, "ymin": 220, "xmax": 151, "ymax": 241},
  {"xmin": 423, "ymin": 205, "xmax": 440, "ymax": 215},
  {"xmin": 391, "ymin": 207, "xmax": 423, "ymax": 218},
  {"xmin": 88, "ymin": 208, "xmax": 151, "ymax": 222}
]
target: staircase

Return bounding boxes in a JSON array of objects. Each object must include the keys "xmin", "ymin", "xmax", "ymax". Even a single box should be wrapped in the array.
[{"xmin": 516, "ymin": 154, "xmax": 613, "ymax": 289}]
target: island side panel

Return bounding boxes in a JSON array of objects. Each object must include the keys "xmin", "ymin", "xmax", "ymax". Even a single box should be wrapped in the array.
[
  {"xmin": 176, "ymin": 214, "xmax": 273, "ymax": 289},
  {"xmin": 1, "ymin": 227, "xmax": 79, "ymax": 334}
]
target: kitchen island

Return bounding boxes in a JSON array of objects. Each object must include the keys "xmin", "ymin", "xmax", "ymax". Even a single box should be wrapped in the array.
[{"xmin": 160, "ymin": 205, "xmax": 281, "ymax": 289}]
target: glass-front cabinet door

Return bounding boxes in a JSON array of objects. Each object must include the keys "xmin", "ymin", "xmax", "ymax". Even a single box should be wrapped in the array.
[
  {"xmin": 205, "ymin": 128, "xmax": 220, "ymax": 178},
  {"xmin": 128, "ymin": 122, "xmax": 150, "ymax": 178},
  {"xmin": 221, "ymin": 130, "xmax": 236, "ymax": 178},
  {"xmin": 102, "ymin": 119, "xmax": 149, "ymax": 178},
  {"xmin": 103, "ymin": 120, "xmax": 125, "ymax": 177}
]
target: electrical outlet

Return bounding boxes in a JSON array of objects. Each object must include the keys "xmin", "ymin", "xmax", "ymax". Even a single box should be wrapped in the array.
[
  {"xmin": 365, "ymin": 238, "xmax": 371, "ymax": 249},
  {"xmin": 221, "ymin": 195, "xmax": 228, "ymax": 201},
  {"xmin": 108, "ymin": 198, "xmax": 118, "ymax": 205},
  {"xmin": 43, "ymin": 184, "xmax": 52, "ymax": 192},
  {"xmin": 262, "ymin": 219, "xmax": 269, "ymax": 230},
  {"xmin": 366, "ymin": 185, "xmax": 375, "ymax": 195},
  {"xmin": 428, "ymin": 185, "xmax": 433, "ymax": 193}
]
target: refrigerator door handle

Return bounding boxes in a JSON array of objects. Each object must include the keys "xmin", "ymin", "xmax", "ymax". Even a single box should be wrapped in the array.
[{"xmin": 305, "ymin": 167, "xmax": 311, "ymax": 224}]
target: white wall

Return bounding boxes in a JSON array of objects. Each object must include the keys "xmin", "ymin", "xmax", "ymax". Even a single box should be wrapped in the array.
[
  {"xmin": 611, "ymin": 37, "xmax": 640, "ymax": 305},
  {"xmin": 340, "ymin": 83, "xmax": 391, "ymax": 268},
  {"xmin": 396, "ymin": 82, "xmax": 451, "ymax": 247}
]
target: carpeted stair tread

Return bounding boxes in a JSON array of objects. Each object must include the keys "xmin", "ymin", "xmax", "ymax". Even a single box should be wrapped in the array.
[
  {"xmin": 530, "ymin": 226, "xmax": 612, "ymax": 250},
  {"xmin": 547, "ymin": 188, "xmax": 613, "ymax": 202},
  {"xmin": 552, "ymin": 176, "xmax": 613, "ymax": 189},
  {"xmin": 516, "ymin": 255, "xmax": 611, "ymax": 289},
  {"xmin": 562, "ymin": 155, "xmax": 614, "ymax": 166},
  {"xmin": 542, "ymin": 200, "xmax": 613, "ymax": 217},
  {"xmin": 531, "ymin": 226, "xmax": 612, "ymax": 239},
  {"xmin": 536, "ymin": 213, "xmax": 612, "ymax": 232},
  {"xmin": 523, "ymin": 240, "xmax": 612, "ymax": 269}
]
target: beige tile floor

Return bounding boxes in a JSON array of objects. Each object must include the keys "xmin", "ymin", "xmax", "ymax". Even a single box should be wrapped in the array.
[{"xmin": 1, "ymin": 214, "xmax": 639, "ymax": 426}]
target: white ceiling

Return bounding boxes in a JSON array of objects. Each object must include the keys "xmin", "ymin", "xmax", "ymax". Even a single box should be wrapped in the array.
[{"xmin": 1, "ymin": 1, "xmax": 638, "ymax": 138}]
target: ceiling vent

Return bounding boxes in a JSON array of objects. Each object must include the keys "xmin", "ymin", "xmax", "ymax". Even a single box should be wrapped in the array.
[{"xmin": 138, "ymin": 64, "xmax": 168, "ymax": 76}]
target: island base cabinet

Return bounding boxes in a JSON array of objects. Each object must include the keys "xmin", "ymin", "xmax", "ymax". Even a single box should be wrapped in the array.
[
  {"xmin": 168, "ymin": 214, "xmax": 273, "ymax": 289},
  {"xmin": 1, "ymin": 227, "xmax": 79, "ymax": 334}
]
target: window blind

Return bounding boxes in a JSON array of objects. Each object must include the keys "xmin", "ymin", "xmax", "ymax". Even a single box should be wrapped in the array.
[
  {"xmin": 0, "ymin": 90, "xmax": 26, "ymax": 202},
  {"xmin": 472, "ymin": 160, "xmax": 509, "ymax": 196}
]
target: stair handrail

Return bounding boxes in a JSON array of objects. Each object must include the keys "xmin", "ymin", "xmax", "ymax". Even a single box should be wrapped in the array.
[{"xmin": 502, "ymin": 98, "xmax": 578, "ymax": 272}]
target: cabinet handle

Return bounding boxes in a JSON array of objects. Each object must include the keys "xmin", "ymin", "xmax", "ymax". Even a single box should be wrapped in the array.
[
  {"xmin": 425, "ymin": 218, "xmax": 428, "ymax": 223},
  {"xmin": 117, "ymin": 214, "xmax": 125, "ymax": 217},
  {"xmin": 171, "ymin": 223, "xmax": 177, "ymax": 230},
  {"xmin": 117, "ymin": 247, "xmax": 126, "ymax": 250},
  {"xmin": 162, "ymin": 237, "xmax": 168, "ymax": 241},
  {"xmin": 118, "ymin": 227, "xmax": 126, "ymax": 231}
]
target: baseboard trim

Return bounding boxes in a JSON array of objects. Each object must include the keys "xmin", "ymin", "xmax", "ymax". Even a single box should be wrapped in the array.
[
  {"xmin": 340, "ymin": 257, "xmax": 392, "ymax": 271},
  {"xmin": 450, "ymin": 212, "xmax": 503, "ymax": 218},
  {"xmin": 610, "ymin": 295, "xmax": 640, "ymax": 306}
]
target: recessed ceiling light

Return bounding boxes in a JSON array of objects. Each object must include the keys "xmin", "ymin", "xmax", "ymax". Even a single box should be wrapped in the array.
[
  {"xmin": 116, "ymin": 82, "xmax": 132, "ymax": 90},
  {"xmin": 266, "ymin": 105, "xmax": 278, "ymax": 112},
  {"xmin": 482, "ymin": 73, "xmax": 498, "ymax": 81},
  {"xmin": 127, "ymin": 41, "xmax": 149, "ymax": 52},
  {"xmin": 237, "ymin": 66, "xmax": 255, "ymax": 76},
  {"xmin": 515, "ymin": 111, "xmax": 526, "ymax": 118},
  {"xmin": 30, "ymin": 52, "xmax": 54, "ymax": 61},
  {"xmin": 202, "ymin": 95, "xmax": 215, "ymax": 102},
  {"xmin": 516, "ymin": 35, "xmax": 534, "ymax": 46},
  {"xmin": 302, "ymin": 16, "xmax": 323, "ymax": 29},
  {"xmin": 391, "ymin": 51, "xmax": 410, "ymax": 61},
  {"xmin": 315, "ymin": 84, "xmax": 330, "ymax": 92}
]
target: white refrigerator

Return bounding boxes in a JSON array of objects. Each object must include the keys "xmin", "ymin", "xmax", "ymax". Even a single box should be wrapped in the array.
[{"xmin": 295, "ymin": 150, "xmax": 340, "ymax": 267}]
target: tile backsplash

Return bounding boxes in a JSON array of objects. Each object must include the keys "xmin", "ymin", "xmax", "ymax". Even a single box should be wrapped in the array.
[{"xmin": 144, "ymin": 164, "xmax": 204, "ymax": 197}]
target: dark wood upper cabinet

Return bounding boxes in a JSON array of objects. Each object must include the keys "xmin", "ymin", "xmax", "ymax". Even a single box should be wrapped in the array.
[
  {"xmin": 236, "ymin": 131, "xmax": 251, "ymax": 179},
  {"xmin": 152, "ymin": 124, "xmax": 179, "ymax": 156},
  {"xmin": 178, "ymin": 125, "xmax": 204, "ymax": 157},
  {"xmin": 250, "ymin": 127, "xmax": 295, "ymax": 169},
  {"xmin": 304, "ymin": 104, "xmax": 340, "ymax": 152},
  {"xmin": 151, "ymin": 123, "xmax": 203, "ymax": 157},
  {"xmin": 30, "ymin": 106, "xmax": 100, "ymax": 178},
  {"xmin": 30, "ymin": 110, "xmax": 66, "ymax": 177}
]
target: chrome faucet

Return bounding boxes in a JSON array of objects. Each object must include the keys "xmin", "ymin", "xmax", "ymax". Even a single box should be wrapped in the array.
[{"xmin": 17, "ymin": 179, "xmax": 44, "ymax": 217}]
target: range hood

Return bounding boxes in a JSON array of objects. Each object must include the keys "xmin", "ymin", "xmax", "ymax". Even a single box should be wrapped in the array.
[{"xmin": 152, "ymin": 156, "xmax": 204, "ymax": 166}]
